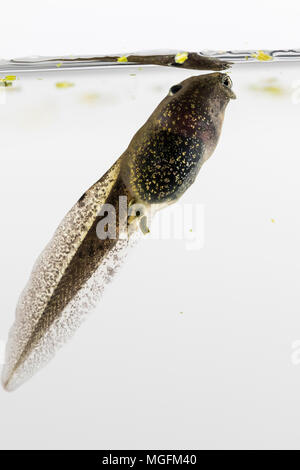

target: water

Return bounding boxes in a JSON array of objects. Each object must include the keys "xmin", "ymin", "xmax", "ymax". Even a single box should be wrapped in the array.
[{"xmin": 0, "ymin": 62, "xmax": 300, "ymax": 448}]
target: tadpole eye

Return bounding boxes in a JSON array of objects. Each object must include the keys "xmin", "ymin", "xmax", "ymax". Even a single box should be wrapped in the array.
[
  {"xmin": 222, "ymin": 75, "xmax": 232, "ymax": 88},
  {"xmin": 169, "ymin": 84, "xmax": 182, "ymax": 95}
]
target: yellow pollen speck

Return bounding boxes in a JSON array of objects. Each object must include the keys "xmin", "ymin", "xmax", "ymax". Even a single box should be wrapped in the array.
[
  {"xmin": 263, "ymin": 86, "xmax": 283, "ymax": 95},
  {"xmin": 271, "ymin": 218, "xmax": 275, "ymax": 223},
  {"xmin": 175, "ymin": 52, "xmax": 189, "ymax": 64},
  {"xmin": 81, "ymin": 92, "xmax": 100, "ymax": 103},
  {"xmin": 55, "ymin": 81, "xmax": 74, "ymax": 89},
  {"xmin": 251, "ymin": 50, "xmax": 273, "ymax": 61},
  {"xmin": 56, "ymin": 62, "xmax": 63, "ymax": 68},
  {"xmin": 0, "ymin": 78, "xmax": 13, "ymax": 87},
  {"xmin": 5, "ymin": 75, "xmax": 16, "ymax": 81},
  {"xmin": 249, "ymin": 78, "xmax": 286, "ymax": 96},
  {"xmin": 117, "ymin": 56, "xmax": 128, "ymax": 63}
]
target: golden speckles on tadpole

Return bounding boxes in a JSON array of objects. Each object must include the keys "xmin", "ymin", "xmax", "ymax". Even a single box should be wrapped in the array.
[
  {"xmin": 78, "ymin": 192, "xmax": 87, "ymax": 206},
  {"xmin": 126, "ymin": 131, "xmax": 206, "ymax": 203},
  {"xmin": 121, "ymin": 73, "xmax": 235, "ymax": 206}
]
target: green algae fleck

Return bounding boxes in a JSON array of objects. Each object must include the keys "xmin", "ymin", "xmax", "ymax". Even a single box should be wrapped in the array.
[
  {"xmin": 175, "ymin": 52, "xmax": 189, "ymax": 64},
  {"xmin": 81, "ymin": 92, "xmax": 100, "ymax": 103},
  {"xmin": 0, "ymin": 79, "xmax": 13, "ymax": 87},
  {"xmin": 251, "ymin": 50, "xmax": 273, "ymax": 61},
  {"xmin": 117, "ymin": 56, "xmax": 128, "ymax": 63},
  {"xmin": 249, "ymin": 78, "xmax": 287, "ymax": 96},
  {"xmin": 55, "ymin": 81, "xmax": 75, "ymax": 89}
]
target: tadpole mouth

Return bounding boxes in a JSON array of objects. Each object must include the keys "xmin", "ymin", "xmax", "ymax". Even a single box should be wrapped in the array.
[{"xmin": 227, "ymin": 88, "xmax": 236, "ymax": 99}]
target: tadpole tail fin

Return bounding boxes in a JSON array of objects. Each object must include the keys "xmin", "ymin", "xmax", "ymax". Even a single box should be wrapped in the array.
[{"xmin": 2, "ymin": 159, "xmax": 140, "ymax": 391}]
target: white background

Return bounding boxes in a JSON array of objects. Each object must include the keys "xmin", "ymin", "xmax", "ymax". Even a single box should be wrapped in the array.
[
  {"xmin": 0, "ymin": 0, "xmax": 300, "ymax": 59},
  {"xmin": 1, "ymin": 0, "xmax": 300, "ymax": 450}
]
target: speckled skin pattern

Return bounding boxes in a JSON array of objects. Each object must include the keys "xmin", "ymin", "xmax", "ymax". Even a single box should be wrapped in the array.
[
  {"xmin": 2, "ymin": 73, "xmax": 235, "ymax": 391},
  {"xmin": 116, "ymin": 53, "xmax": 230, "ymax": 70},
  {"xmin": 121, "ymin": 73, "xmax": 235, "ymax": 206},
  {"xmin": 53, "ymin": 52, "xmax": 230, "ymax": 71}
]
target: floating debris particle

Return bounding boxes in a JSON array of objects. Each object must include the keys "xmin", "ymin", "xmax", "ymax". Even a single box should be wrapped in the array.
[
  {"xmin": 249, "ymin": 78, "xmax": 287, "ymax": 96},
  {"xmin": 189, "ymin": 229, "xmax": 193, "ymax": 232},
  {"xmin": 81, "ymin": 92, "xmax": 100, "ymax": 103},
  {"xmin": 56, "ymin": 62, "xmax": 63, "ymax": 68},
  {"xmin": 55, "ymin": 81, "xmax": 74, "ymax": 89},
  {"xmin": 0, "ymin": 79, "xmax": 13, "ymax": 87},
  {"xmin": 251, "ymin": 50, "xmax": 273, "ymax": 61},
  {"xmin": 117, "ymin": 56, "xmax": 128, "ymax": 63},
  {"xmin": 262, "ymin": 85, "xmax": 284, "ymax": 95},
  {"xmin": 130, "ymin": 73, "xmax": 136, "ymax": 76},
  {"xmin": 175, "ymin": 51, "xmax": 189, "ymax": 64},
  {"xmin": 179, "ymin": 311, "xmax": 183, "ymax": 315}
]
